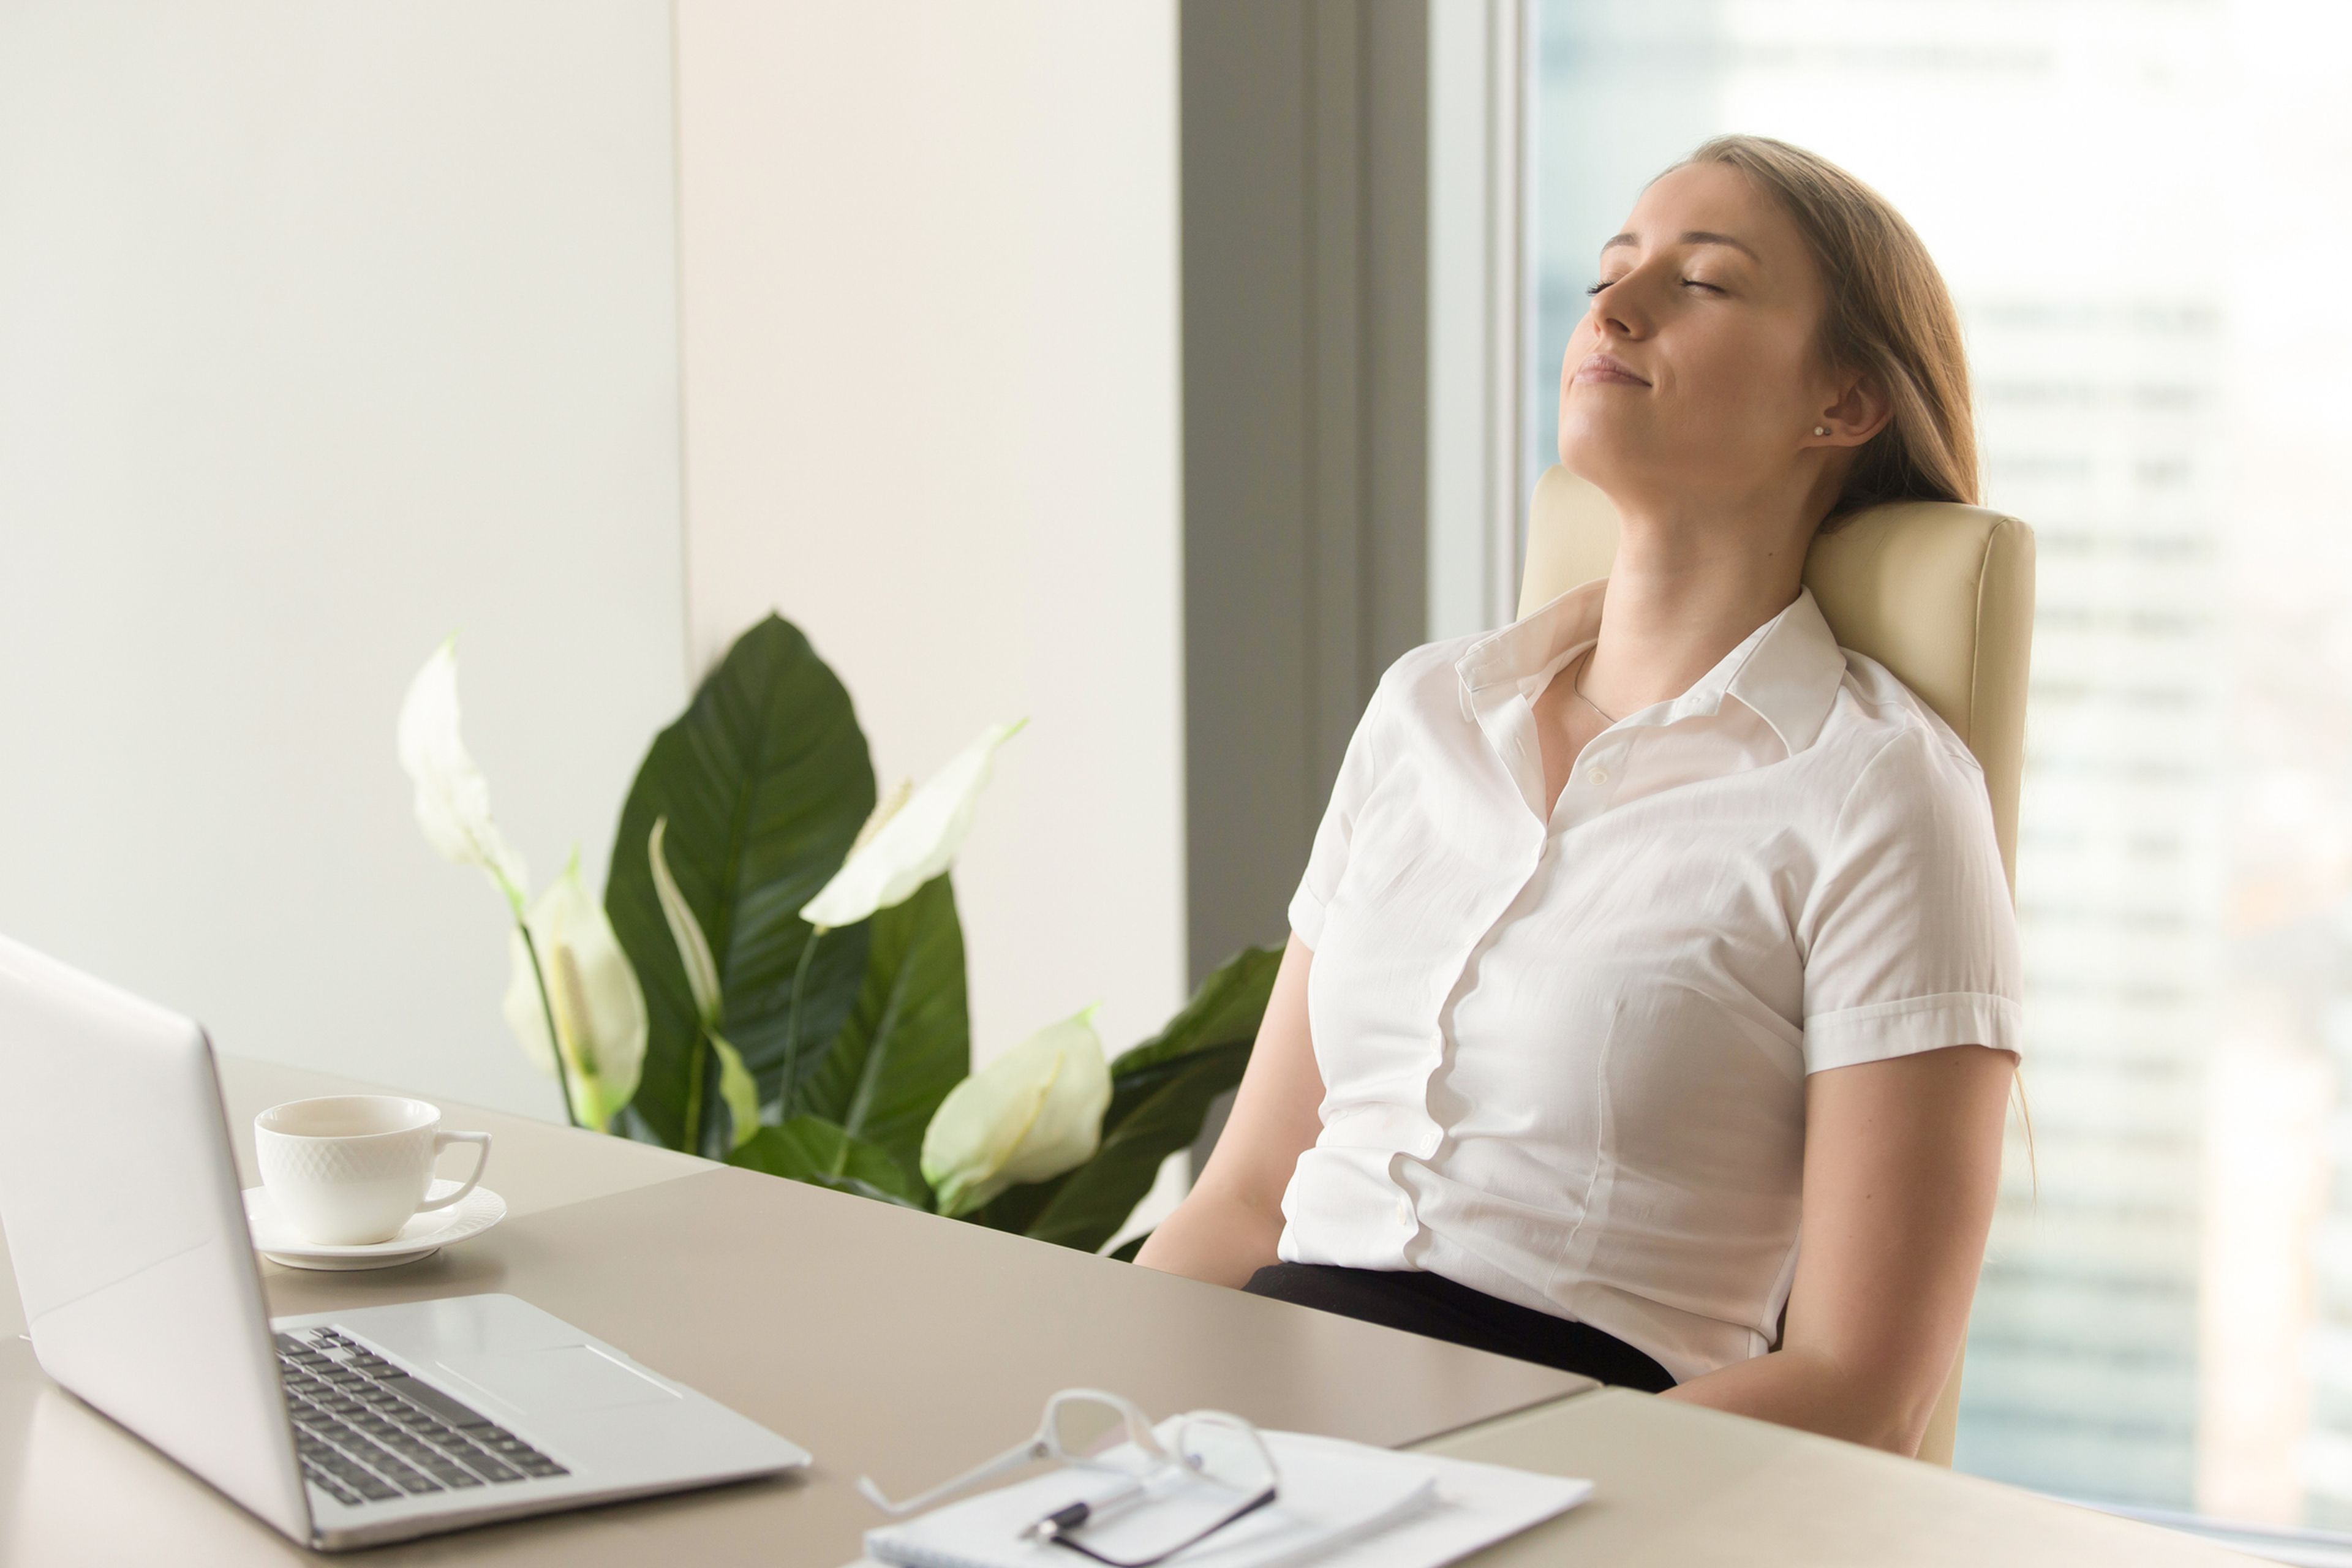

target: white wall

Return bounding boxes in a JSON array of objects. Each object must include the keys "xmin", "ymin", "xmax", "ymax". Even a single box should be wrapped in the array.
[
  {"xmin": 673, "ymin": 2, "xmax": 1190, "ymax": 1069},
  {"xmin": 0, "ymin": 0, "xmax": 1190, "ymax": 1136},
  {"xmin": 0, "ymin": 2, "xmax": 688, "ymax": 1117}
]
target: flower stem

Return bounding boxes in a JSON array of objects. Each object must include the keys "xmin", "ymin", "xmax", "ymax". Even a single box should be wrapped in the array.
[
  {"xmin": 780, "ymin": 928, "xmax": 823, "ymax": 1120},
  {"xmin": 517, "ymin": 922, "xmax": 582, "ymax": 1130},
  {"xmin": 682, "ymin": 1028, "xmax": 709, "ymax": 1156}
]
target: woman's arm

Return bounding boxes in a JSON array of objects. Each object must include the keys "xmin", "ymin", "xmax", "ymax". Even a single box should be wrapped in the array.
[
  {"xmin": 1133, "ymin": 933, "xmax": 1325, "ymax": 1287},
  {"xmin": 1660, "ymin": 1042, "xmax": 2014, "ymax": 1455}
]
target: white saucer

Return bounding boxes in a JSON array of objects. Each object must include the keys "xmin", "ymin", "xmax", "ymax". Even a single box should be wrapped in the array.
[{"xmin": 243, "ymin": 1181, "xmax": 507, "ymax": 1271}]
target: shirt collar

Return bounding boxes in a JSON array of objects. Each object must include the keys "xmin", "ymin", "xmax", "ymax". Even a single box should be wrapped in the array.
[{"xmin": 1453, "ymin": 580, "xmax": 1847, "ymax": 755}]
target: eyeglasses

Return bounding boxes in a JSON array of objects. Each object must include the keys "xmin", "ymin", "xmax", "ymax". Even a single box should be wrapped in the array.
[{"xmin": 858, "ymin": 1389, "xmax": 1281, "ymax": 1568}]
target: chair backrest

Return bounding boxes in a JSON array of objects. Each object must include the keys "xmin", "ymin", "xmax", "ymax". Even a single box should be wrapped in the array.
[{"xmin": 1520, "ymin": 465, "xmax": 2037, "ymax": 1465}]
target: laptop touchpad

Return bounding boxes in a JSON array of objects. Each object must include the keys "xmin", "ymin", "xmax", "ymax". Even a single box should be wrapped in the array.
[{"xmin": 435, "ymin": 1345, "xmax": 682, "ymax": 1416}]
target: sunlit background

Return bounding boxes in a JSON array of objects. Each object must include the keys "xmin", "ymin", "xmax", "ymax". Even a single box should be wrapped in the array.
[{"xmin": 1530, "ymin": 0, "xmax": 2352, "ymax": 1527}]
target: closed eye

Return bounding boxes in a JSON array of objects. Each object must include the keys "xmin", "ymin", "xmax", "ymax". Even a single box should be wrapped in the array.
[{"xmin": 1584, "ymin": 277, "xmax": 1725, "ymax": 296}]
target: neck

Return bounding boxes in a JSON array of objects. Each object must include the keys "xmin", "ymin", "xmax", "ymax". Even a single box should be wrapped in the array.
[{"xmin": 1578, "ymin": 493, "xmax": 1817, "ymax": 716}]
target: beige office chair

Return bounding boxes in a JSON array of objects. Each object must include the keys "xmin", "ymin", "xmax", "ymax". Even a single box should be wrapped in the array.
[{"xmin": 1518, "ymin": 465, "xmax": 2036, "ymax": 1466}]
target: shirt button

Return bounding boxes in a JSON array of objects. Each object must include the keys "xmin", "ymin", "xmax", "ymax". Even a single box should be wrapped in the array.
[
  {"xmin": 1586, "ymin": 764, "xmax": 1609, "ymax": 783},
  {"xmin": 1395, "ymin": 1200, "xmax": 1412, "ymax": 1224}
]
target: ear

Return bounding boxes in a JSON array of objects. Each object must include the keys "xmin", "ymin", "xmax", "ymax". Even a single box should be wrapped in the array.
[{"xmin": 1809, "ymin": 369, "xmax": 1893, "ymax": 447}]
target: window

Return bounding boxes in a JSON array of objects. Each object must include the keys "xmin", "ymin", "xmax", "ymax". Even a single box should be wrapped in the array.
[{"xmin": 1527, "ymin": 0, "xmax": 2352, "ymax": 1528}]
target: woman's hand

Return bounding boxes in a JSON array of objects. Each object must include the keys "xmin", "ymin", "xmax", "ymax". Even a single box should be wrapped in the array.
[
  {"xmin": 1659, "ymin": 1042, "xmax": 2015, "ymax": 1455},
  {"xmin": 1133, "ymin": 933, "xmax": 1325, "ymax": 1286}
]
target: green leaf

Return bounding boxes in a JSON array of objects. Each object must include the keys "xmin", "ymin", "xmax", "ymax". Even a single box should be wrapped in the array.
[
  {"xmin": 731, "ymin": 1115, "xmax": 930, "ymax": 1208},
  {"xmin": 967, "ymin": 946, "xmax": 1281, "ymax": 1251},
  {"xmin": 710, "ymin": 1030, "xmax": 762, "ymax": 1152},
  {"xmin": 1106, "ymin": 946, "xmax": 1283, "ymax": 1082},
  {"xmin": 798, "ymin": 872, "xmax": 970, "ymax": 1182},
  {"xmin": 605, "ymin": 615, "xmax": 876, "ymax": 1158}
]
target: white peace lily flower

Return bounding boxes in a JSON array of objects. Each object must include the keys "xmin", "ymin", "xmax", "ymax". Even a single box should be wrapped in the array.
[
  {"xmin": 502, "ymin": 853, "xmax": 649, "ymax": 1130},
  {"xmin": 649, "ymin": 818, "xmax": 761, "ymax": 1148},
  {"xmin": 854, "ymin": 777, "xmax": 915, "ymax": 858},
  {"xmin": 398, "ymin": 637, "xmax": 530, "ymax": 913},
  {"xmin": 799, "ymin": 718, "xmax": 1027, "ymax": 932},
  {"xmin": 650, "ymin": 817, "xmax": 723, "ymax": 1024},
  {"xmin": 921, "ymin": 1003, "xmax": 1109, "ymax": 1218}
]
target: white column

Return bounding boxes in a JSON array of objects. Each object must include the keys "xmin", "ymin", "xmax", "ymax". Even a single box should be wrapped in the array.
[{"xmin": 1427, "ymin": 0, "xmax": 1528, "ymax": 639}]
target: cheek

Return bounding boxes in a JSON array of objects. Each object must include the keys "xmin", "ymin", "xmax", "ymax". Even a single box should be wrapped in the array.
[
  {"xmin": 1558, "ymin": 317, "xmax": 1594, "ymax": 386},
  {"xmin": 1676, "ymin": 324, "xmax": 1810, "ymax": 433}
]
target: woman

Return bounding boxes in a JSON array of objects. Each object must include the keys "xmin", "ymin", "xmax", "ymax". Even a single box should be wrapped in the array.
[{"xmin": 1135, "ymin": 135, "xmax": 2019, "ymax": 1458}]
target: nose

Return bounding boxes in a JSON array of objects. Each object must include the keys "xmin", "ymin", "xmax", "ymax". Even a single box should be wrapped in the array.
[
  {"xmin": 1588, "ymin": 286, "xmax": 1647, "ymax": 342},
  {"xmin": 1585, "ymin": 262, "xmax": 1660, "ymax": 341}
]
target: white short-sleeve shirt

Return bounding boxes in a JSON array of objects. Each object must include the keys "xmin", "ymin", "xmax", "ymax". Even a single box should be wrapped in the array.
[{"xmin": 1278, "ymin": 579, "xmax": 2022, "ymax": 1384}]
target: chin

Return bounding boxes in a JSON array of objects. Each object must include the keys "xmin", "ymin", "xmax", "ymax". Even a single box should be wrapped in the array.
[{"xmin": 1556, "ymin": 416, "xmax": 1629, "ymax": 492}]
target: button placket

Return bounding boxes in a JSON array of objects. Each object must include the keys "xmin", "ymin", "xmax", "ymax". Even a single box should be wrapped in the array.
[
  {"xmin": 1571, "ymin": 731, "xmax": 1637, "ymax": 815},
  {"xmin": 1390, "ymin": 962, "xmax": 1460, "ymax": 1178}
]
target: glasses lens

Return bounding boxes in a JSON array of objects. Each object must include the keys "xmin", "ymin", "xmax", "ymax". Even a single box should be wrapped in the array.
[
  {"xmin": 1172, "ymin": 1415, "xmax": 1274, "ymax": 1495},
  {"xmin": 1049, "ymin": 1395, "xmax": 1137, "ymax": 1462}
]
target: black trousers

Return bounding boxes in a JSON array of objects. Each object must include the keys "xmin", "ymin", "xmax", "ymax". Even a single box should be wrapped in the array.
[{"xmin": 1243, "ymin": 1263, "xmax": 1676, "ymax": 1393}]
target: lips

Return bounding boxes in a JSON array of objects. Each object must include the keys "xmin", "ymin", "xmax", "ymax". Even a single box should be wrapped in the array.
[{"xmin": 1575, "ymin": 352, "xmax": 1651, "ymax": 387}]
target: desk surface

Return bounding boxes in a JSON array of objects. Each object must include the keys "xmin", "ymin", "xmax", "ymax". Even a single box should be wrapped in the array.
[
  {"xmin": 2, "ymin": 1057, "xmax": 1589, "ymax": 1565},
  {"xmin": 1417, "ymin": 1390, "xmax": 2248, "ymax": 1567},
  {"xmin": 1, "ymin": 1057, "xmax": 2248, "ymax": 1566}
]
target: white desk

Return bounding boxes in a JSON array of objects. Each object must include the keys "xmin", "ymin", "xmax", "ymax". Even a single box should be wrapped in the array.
[{"xmin": 0, "ymin": 1057, "xmax": 2250, "ymax": 1565}]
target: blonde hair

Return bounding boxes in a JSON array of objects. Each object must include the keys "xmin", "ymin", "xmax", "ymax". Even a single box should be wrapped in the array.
[
  {"xmin": 1682, "ymin": 138, "xmax": 2035, "ymax": 1193},
  {"xmin": 1676, "ymin": 134, "xmax": 1978, "ymax": 520}
]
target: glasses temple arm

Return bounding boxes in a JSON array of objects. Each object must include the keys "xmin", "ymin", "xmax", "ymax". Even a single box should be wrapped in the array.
[{"xmin": 858, "ymin": 1440, "xmax": 1043, "ymax": 1517}]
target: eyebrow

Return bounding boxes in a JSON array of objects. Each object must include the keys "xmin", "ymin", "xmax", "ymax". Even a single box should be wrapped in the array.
[{"xmin": 1600, "ymin": 229, "xmax": 1762, "ymax": 263}]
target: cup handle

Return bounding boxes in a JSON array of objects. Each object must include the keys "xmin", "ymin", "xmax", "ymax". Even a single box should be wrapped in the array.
[{"xmin": 418, "ymin": 1130, "xmax": 492, "ymax": 1211}]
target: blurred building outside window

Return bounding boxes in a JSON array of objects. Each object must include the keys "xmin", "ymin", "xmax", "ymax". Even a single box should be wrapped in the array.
[{"xmin": 1527, "ymin": 0, "xmax": 2352, "ymax": 1528}]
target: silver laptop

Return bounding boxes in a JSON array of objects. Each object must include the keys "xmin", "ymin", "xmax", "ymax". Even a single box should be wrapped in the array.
[{"xmin": 0, "ymin": 933, "xmax": 811, "ymax": 1550}]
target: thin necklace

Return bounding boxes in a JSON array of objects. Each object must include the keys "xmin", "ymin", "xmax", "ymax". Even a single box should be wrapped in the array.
[{"xmin": 1571, "ymin": 648, "xmax": 1619, "ymax": 725}]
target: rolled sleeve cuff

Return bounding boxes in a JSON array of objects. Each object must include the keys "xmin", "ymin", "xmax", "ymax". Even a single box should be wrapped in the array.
[
  {"xmin": 1287, "ymin": 883, "xmax": 1327, "ymax": 951},
  {"xmin": 1802, "ymin": 991, "xmax": 2021, "ymax": 1074}
]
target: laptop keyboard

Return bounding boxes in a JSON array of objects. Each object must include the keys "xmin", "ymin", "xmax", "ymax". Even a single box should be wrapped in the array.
[{"xmin": 275, "ymin": 1327, "xmax": 570, "ymax": 1507}]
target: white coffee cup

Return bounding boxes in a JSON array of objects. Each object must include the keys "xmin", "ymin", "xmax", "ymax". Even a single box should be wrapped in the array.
[{"xmin": 254, "ymin": 1095, "xmax": 492, "ymax": 1246}]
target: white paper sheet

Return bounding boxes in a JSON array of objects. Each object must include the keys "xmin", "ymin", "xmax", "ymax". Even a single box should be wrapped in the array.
[{"xmin": 853, "ymin": 1428, "xmax": 1588, "ymax": 1568}]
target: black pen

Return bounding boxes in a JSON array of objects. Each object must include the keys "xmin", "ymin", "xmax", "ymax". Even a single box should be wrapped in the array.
[{"xmin": 1020, "ymin": 1476, "xmax": 1152, "ymax": 1542}]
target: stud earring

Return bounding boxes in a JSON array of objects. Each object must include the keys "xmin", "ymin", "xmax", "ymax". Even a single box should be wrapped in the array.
[{"xmin": 1812, "ymin": 425, "xmax": 1828, "ymax": 436}]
